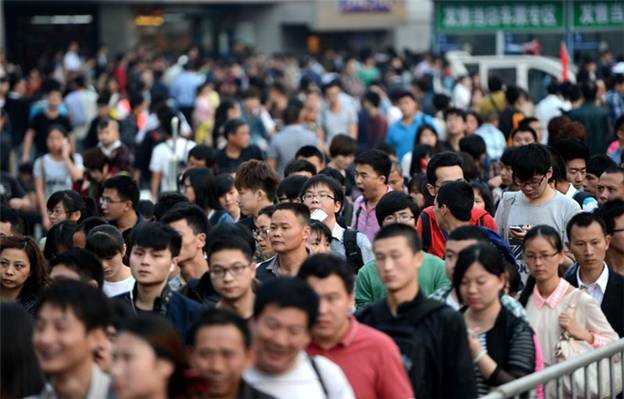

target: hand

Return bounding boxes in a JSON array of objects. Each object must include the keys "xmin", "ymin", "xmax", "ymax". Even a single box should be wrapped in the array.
[
  {"xmin": 559, "ymin": 311, "xmax": 590, "ymax": 341},
  {"xmin": 8, "ymin": 198, "xmax": 23, "ymax": 210},
  {"xmin": 509, "ymin": 228, "xmax": 528, "ymax": 240},
  {"xmin": 42, "ymin": 215, "xmax": 52, "ymax": 231},
  {"xmin": 62, "ymin": 139, "xmax": 71, "ymax": 159},
  {"xmin": 21, "ymin": 153, "xmax": 30, "ymax": 164},
  {"xmin": 467, "ymin": 327, "xmax": 482, "ymax": 357}
]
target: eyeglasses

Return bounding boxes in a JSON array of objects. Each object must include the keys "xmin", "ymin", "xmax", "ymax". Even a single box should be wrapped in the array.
[
  {"xmin": 513, "ymin": 175, "xmax": 546, "ymax": 188},
  {"xmin": 383, "ymin": 213, "xmax": 415, "ymax": 224},
  {"xmin": 209, "ymin": 264, "xmax": 250, "ymax": 279},
  {"xmin": 302, "ymin": 192, "xmax": 335, "ymax": 202},
  {"xmin": 524, "ymin": 252, "xmax": 559, "ymax": 263},
  {"xmin": 47, "ymin": 208, "xmax": 67, "ymax": 217},
  {"xmin": 180, "ymin": 184, "xmax": 193, "ymax": 192},
  {"xmin": 253, "ymin": 228, "xmax": 271, "ymax": 240},
  {"xmin": 99, "ymin": 197, "xmax": 126, "ymax": 205}
]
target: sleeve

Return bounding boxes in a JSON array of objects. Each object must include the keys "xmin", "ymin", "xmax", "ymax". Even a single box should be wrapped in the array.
[
  {"xmin": 355, "ymin": 264, "xmax": 375, "ymax": 311},
  {"xmin": 443, "ymin": 312, "xmax": 478, "ymax": 398},
  {"xmin": 267, "ymin": 138, "xmax": 278, "ymax": 160},
  {"xmin": 494, "ymin": 194, "xmax": 509, "ymax": 237},
  {"xmin": 481, "ymin": 212, "xmax": 498, "ymax": 232},
  {"xmin": 375, "ymin": 335, "xmax": 415, "ymax": 399},
  {"xmin": 149, "ymin": 145, "xmax": 165, "ymax": 173},
  {"xmin": 416, "ymin": 212, "xmax": 424, "ymax": 237},
  {"xmin": 505, "ymin": 322, "xmax": 536, "ymax": 377},
  {"xmin": 356, "ymin": 233, "xmax": 375, "ymax": 264},
  {"xmin": 581, "ymin": 294, "xmax": 619, "ymax": 348},
  {"xmin": 561, "ymin": 200, "xmax": 582, "ymax": 242},
  {"xmin": 33, "ymin": 158, "xmax": 42, "ymax": 178},
  {"xmin": 430, "ymin": 256, "xmax": 451, "ymax": 291}
]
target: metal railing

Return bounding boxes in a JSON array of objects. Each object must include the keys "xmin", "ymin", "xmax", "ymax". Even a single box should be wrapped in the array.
[{"xmin": 482, "ymin": 338, "xmax": 624, "ymax": 399}]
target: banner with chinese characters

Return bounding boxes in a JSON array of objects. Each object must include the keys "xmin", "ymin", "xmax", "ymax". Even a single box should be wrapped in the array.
[{"xmin": 573, "ymin": 2, "xmax": 624, "ymax": 30}]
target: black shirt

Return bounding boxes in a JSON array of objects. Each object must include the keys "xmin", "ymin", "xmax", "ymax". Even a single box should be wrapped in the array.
[
  {"xmin": 29, "ymin": 112, "xmax": 71, "ymax": 157},
  {"xmin": 216, "ymin": 145, "xmax": 264, "ymax": 174}
]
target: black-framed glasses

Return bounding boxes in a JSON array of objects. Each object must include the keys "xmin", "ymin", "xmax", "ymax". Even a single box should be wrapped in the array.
[
  {"xmin": 302, "ymin": 192, "xmax": 335, "ymax": 201},
  {"xmin": 524, "ymin": 252, "xmax": 559, "ymax": 263},
  {"xmin": 253, "ymin": 228, "xmax": 271, "ymax": 240},
  {"xmin": 99, "ymin": 197, "xmax": 126, "ymax": 205},
  {"xmin": 209, "ymin": 263, "xmax": 251, "ymax": 279},
  {"xmin": 513, "ymin": 175, "xmax": 546, "ymax": 188}
]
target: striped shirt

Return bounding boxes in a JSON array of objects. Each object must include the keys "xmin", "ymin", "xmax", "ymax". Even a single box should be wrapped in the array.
[{"xmin": 350, "ymin": 186, "xmax": 392, "ymax": 242}]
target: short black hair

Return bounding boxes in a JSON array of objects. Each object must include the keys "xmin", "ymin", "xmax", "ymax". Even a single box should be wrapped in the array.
[
  {"xmin": 587, "ymin": 154, "xmax": 617, "ymax": 177},
  {"xmin": 511, "ymin": 144, "xmax": 552, "ymax": 181},
  {"xmin": 189, "ymin": 308, "xmax": 252, "ymax": 348},
  {"xmin": 329, "ymin": 135, "xmax": 357, "ymax": 157},
  {"xmin": 596, "ymin": 199, "xmax": 624, "ymax": 235},
  {"xmin": 83, "ymin": 148, "xmax": 108, "ymax": 171},
  {"xmin": 283, "ymin": 103, "xmax": 303, "ymax": 125},
  {"xmin": 459, "ymin": 135, "xmax": 486, "ymax": 160},
  {"xmin": 273, "ymin": 202, "xmax": 310, "ymax": 225},
  {"xmin": 130, "ymin": 222, "xmax": 182, "ymax": 257},
  {"xmin": 500, "ymin": 148, "xmax": 515, "ymax": 166},
  {"xmin": 363, "ymin": 90, "xmax": 381, "ymax": 107},
  {"xmin": 253, "ymin": 277, "xmax": 319, "ymax": 329},
  {"xmin": 300, "ymin": 175, "xmax": 345, "ymax": 214},
  {"xmin": 0, "ymin": 206, "xmax": 20, "ymax": 228},
  {"xmin": 553, "ymin": 139, "xmax": 589, "ymax": 163},
  {"xmin": 206, "ymin": 236, "xmax": 253, "ymax": 263},
  {"xmin": 284, "ymin": 159, "xmax": 316, "ymax": 178},
  {"xmin": 46, "ymin": 190, "xmax": 85, "ymax": 215},
  {"xmin": 566, "ymin": 212, "xmax": 608, "ymax": 239},
  {"xmin": 321, "ymin": 79, "xmax": 342, "ymax": 94},
  {"xmin": 308, "ymin": 220, "xmax": 332, "ymax": 243},
  {"xmin": 354, "ymin": 150, "xmax": 392, "ymax": 181},
  {"xmin": 181, "ymin": 168, "xmax": 223, "ymax": 212},
  {"xmin": 102, "ymin": 175, "xmax": 140, "ymax": 209},
  {"xmin": 297, "ymin": 253, "xmax": 354, "ymax": 294},
  {"xmin": 603, "ymin": 166, "xmax": 624, "ymax": 179},
  {"xmin": 223, "ymin": 119, "xmax": 248, "ymax": 139},
  {"xmin": 488, "ymin": 76, "xmax": 503, "ymax": 92},
  {"xmin": 160, "ymin": 203, "xmax": 209, "ymax": 236},
  {"xmin": 86, "ymin": 224, "xmax": 125, "ymax": 259},
  {"xmin": 295, "ymin": 146, "xmax": 324, "ymax": 164},
  {"xmin": 426, "ymin": 151, "xmax": 463, "ymax": 185},
  {"xmin": 75, "ymin": 216, "xmax": 108, "ymax": 235},
  {"xmin": 43, "ymin": 220, "xmax": 78, "ymax": 260},
  {"xmin": 207, "ymin": 223, "xmax": 256, "ymax": 255},
  {"xmin": 277, "ymin": 175, "xmax": 308, "ymax": 202},
  {"xmin": 49, "ymin": 248, "xmax": 104, "ymax": 288},
  {"xmin": 444, "ymin": 107, "xmax": 467, "ymax": 121},
  {"xmin": 395, "ymin": 89, "xmax": 416, "ymax": 102},
  {"xmin": 374, "ymin": 223, "xmax": 422, "ymax": 253},
  {"xmin": 470, "ymin": 181, "xmax": 495, "ymax": 217},
  {"xmin": 510, "ymin": 126, "xmax": 538, "ymax": 142},
  {"xmin": 448, "ymin": 225, "xmax": 490, "ymax": 242},
  {"xmin": 436, "ymin": 180, "xmax": 473, "ymax": 222},
  {"xmin": 188, "ymin": 145, "xmax": 217, "ymax": 170},
  {"xmin": 38, "ymin": 279, "xmax": 111, "ymax": 332},
  {"xmin": 214, "ymin": 173, "xmax": 235, "ymax": 199},
  {"xmin": 153, "ymin": 192, "xmax": 189, "ymax": 220},
  {"xmin": 375, "ymin": 191, "xmax": 419, "ymax": 226}
]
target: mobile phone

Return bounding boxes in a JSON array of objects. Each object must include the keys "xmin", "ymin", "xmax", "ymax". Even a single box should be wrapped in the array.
[{"xmin": 509, "ymin": 225, "xmax": 525, "ymax": 232}]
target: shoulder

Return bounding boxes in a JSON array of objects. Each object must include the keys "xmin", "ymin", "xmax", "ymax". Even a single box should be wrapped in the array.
[
  {"xmin": 355, "ymin": 231, "xmax": 371, "ymax": 245},
  {"xmin": 171, "ymin": 291, "xmax": 202, "ymax": 311}
]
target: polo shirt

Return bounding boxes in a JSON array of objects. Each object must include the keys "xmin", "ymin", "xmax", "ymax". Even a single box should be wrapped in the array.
[
  {"xmin": 350, "ymin": 186, "xmax": 392, "ymax": 243},
  {"xmin": 307, "ymin": 318, "xmax": 414, "ymax": 399}
]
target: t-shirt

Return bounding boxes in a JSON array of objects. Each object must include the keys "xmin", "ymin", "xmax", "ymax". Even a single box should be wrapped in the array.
[
  {"xmin": 33, "ymin": 154, "xmax": 84, "ymax": 199},
  {"xmin": 267, "ymin": 124, "xmax": 319, "ymax": 177},
  {"xmin": 321, "ymin": 101, "xmax": 357, "ymax": 144},
  {"xmin": 103, "ymin": 275, "xmax": 135, "ymax": 298},
  {"xmin": 29, "ymin": 112, "xmax": 72, "ymax": 157},
  {"xmin": 149, "ymin": 137, "xmax": 196, "ymax": 192},
  {"xmin": 216, "ymin": 145, "xmax": 264, "ymax": 174}
]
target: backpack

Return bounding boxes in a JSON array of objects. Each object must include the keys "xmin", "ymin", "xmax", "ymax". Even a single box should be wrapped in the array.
[
  {"xmin": 572, "ymin": 190, "xmax": 593, "ymax": 209},
  {"xmin": 420, "ymin": 210, "xmax": 491, "ymax": 253},
  {"xmin": 343, "ymin": 229, "xmax": 364, "ymax": 273}
]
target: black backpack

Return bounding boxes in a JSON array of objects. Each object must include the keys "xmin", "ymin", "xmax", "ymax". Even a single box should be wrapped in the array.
[{"xmin": 343, "ymin": 229, "xmax": 364, "ymax": 273}]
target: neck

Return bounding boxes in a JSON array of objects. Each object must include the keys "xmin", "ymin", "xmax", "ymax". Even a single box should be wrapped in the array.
[
  {"xmin": 50, "ymin": 359, "xmax": 94, "ymax": 399},
  {"xmin": 386, "ymin": 279, "xmax": 419, "ymax": 316},
  {"xmin": 525, "ymin": 185, "xmax": 556, "ymax": 205},
  {"xmin": 109, "ymin": 265, "xmax": 131, "ymax": 283},
  {"xmin": 229, "ymin": 207, "xmax": 241, "ymax": 221},
  {"xmin": 116, "ymin": 211, "xmax": 138, "ymax": 232},
  {"xmin": 277, "ymin": 246, "xmax": 308, "ymax": 276},
  {"xmin": 179, "ymin": 254, "xmax": 209, "ymax": 281},
  {"xmin": 445, "ymin": 218, "xmax": 469, "ymax": 233},
  {"xmin": 219, "ymin": 290, "xmax": 255, "ymax": 319},
  {"xmin": 536, "ymin": 276, "xmax": 561, "ymax": 298},
  {"xmin": 251, "ymin": 199, "xmax": 273, "ymax": 217},
  {"xmin": 606, "ymin": 250, "xmax": 624, "ymax": 275},
  {"xmin": 50, "ymin": 151, "xmax": 64, "ymax": 160},
  {"xmin": 0, "ymin": 285, "xmax": 21, "ymax": 301},
  {"xmin": 402, "ymin": 113, "xmax": 415, "ymax": 124},
  {"xmin": 366, "ymin": 186, "xmax": 386, "ymax": 208},
  {"xmin": 135, "ymin": 280, "xmax": 168, "ymax": 311},
  {"xmin": 579, "ymin": 263, "xmax": 605, "ymax": 285},
  {"xmin": 324, "ymin": 217, "xmax": 337, "ymax": 231},
  {"xmin": 448, "ymin": 133, "xmax": 463, "ymax": 150},
  {"xmin": 225, "ymin": 144, "xmax": 242, "ymax": 159},
  {"xmin": 466, "ymin": 300, "xmax": 501, "ymax": 330},
  {"xmin": 313, "ymin": 317, "xmax": 351, "ymax": 350}
]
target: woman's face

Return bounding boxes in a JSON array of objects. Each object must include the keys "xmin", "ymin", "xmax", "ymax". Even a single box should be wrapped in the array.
[
  {"xmin": 458, "ymin": 261, "xmax": 505, "ymax": 311},
  {"xmin": 110, "ymin": 332, "xmax": 172, "ymax": 399},
  {"xmin": 48, "ymin": 201, "xmax": 68, "ymax": 226},
  {"xmin": 466, "ymin": 114, "xmax": 479, "ymax": 134},
  {"xmin": 47, "ymin": 129, "xmax": 65, "ymax": 154},
  {"xmin": 254, "ymin": 214, "xmax": 274, "ymax": 258},
  {"xmin": 418, "ymin": 128, "xmax": 437, "ymax": 147},
  {"xmin": 219, "ymin": 186, "xmax": 240, "ymax": 215},
  {"xmin": 473, "ymin": 189, "xmax": 485, "ymax": 210},
  {"xmin": 0, "ymin": 248, "xmax": 31, "ymax": 295},
  {"xmin": 180, "ymin": 178, "xmax": 196, "ymax": 204},
  {"xmin": 523, "ymin": 236, "xmax": 563, "ymax": 283}
]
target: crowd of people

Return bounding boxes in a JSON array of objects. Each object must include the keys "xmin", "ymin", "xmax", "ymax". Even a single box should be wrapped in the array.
[{"xmin": 1, "ymin": 41, "xmax": 624, "ymax": 398}]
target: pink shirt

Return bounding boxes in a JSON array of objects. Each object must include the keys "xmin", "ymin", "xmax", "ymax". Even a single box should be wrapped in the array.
[{"xmin": 307, "ymin": 318, "xmax": 414, "ymax": 399}]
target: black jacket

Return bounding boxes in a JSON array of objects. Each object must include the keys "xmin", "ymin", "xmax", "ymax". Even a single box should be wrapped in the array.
[
  {"xmin": 180, "ymin": 271, "xmax": 220, "ymax": 307},
  {"xmin": 564, "ymin": 264, "xmax": 624, "ymax": 337},
  {"xmin": 356, "ymin": 292, "xmax": 477, "ymax": 399}
]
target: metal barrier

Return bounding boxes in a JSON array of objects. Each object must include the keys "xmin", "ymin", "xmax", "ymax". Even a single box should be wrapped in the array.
[{"xmin": 482, "ymin": 338, "xmax": 624, "ymax": 399}]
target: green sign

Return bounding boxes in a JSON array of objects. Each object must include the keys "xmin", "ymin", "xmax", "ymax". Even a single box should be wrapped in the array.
[
  {"xmin": 435, "ymin": 2, "xmax": 565, "ymax": 33},
  {"xmin": 573, "ymin": 2, "xmax": 624, "ymax": 30}
]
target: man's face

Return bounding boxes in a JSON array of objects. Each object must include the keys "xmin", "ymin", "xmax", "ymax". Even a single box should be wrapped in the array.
[
  {"xmin": 33, "ymin": 304, "xmax": 98, "ymax": 375},
  {"xmin": 325, "ymin": 86, "xmax": 340, "ymax": 104},
  {"xmin": 597, "ymin": 172, "xmax": 624, "ymax": 205},
  {"xmin": 566, "ymin": 159, "xmax": 587, "ymax": 190},
  {"xmin": 270, "ymin": 210, "xmax": 309, "ymax": 254},
  {"xmin": 252, "ymin": 304, "xmax": 311, "ymax": 374},
  {"xmin": 373, "ymin": 236, "xmax": 422, "ymax": 293},
  {"xmin": 397, "ymin": 96, "xmax": 417, "ymax": 118},
  {"xmin": 511, "ymin": 131, "xmax": 536, "ymax": 147},
  {"xmin": 229, "ymin": 125, "xmax": 250, "ymax": 150},
  {"xmin": 302, "ymin": 183, "xmax": 340, "ymax": 223},
  {"xmin": 47, "ymin": 91, "xmax": 63, "ymax": 109},
  {"xmin": 237, "ymin": 187, "xmax": 260, "ymax": 216},
  {"xmin": 584, "ymin": 173, "xmax": 600, "ymax": 196},
  {"xmin": 187, "ymin": 156, "xmax": 207, "ymax": 169},
  {"xmin": 306, "ymin": 275, "xmax": 353, "ymax": 345},
  {"xmin": 355, "ymin": 164, "xmax": 385, "ymax": 199},
  {"xmin": 97, "ymin": 122, "xmax": 119, "ymax": 146},
  {"xmin": 446, "ymin": 114, "xmax": 466, "ymax": 136},
  {"xmin": 129, "ymin": 245, "xmax": 174, "ymax": 286},
  {"xmin": 444, "ymin": 239, "xmax": 478, "ymax": 280},
  {"xmin": 388, "ymin": 169, "xmax": 404, "ymax": 193},
  {"xmin": 100, "ymin": 188, "xmax": 129, "ymax": 221},
  {"xmin": 381, "ymin": 207, "xmax": 416, "ymax": 227},
  {"xmin": 209, "ymin": 249, "xmax": 255, "ymax": 302},
  {"xmin": 167, "ymin": 219, "xmax": 204, "ymax": 265},
  {"xmin": 568, "ymin": 222, "xmax": 610, "ymax": 273},
  {"xmin": 190, "ymin": 325, "xmax": 251, "ymax": 397},
  {"xmin": 515, "ymin": 171, "xmax": 550, "ymax": 200},
  {"xmin": 428, "ymin": 165, "xmax": 464, "ymax": 196},
  {"xmin": 609, "ymin": 213, "xmax": 624, "ymax": 255}
]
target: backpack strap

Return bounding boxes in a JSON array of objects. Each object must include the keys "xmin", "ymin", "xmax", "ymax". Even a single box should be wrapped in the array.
[
  {"xmin": 343, "ymin": 229, "xmax": 364, "ymax": 273},
  {"xmin": 308, "ymin": 355, "xmax": 329, "ymax": 398},
  {"xmin": 419, "ymin": 211, "xmax": 432, "ymax": 252},
  {"xmin": 354, "ymin": 204, "xmax": 363, "ymax": 229}
]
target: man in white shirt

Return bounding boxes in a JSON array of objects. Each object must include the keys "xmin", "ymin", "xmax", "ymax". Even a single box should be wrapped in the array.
[
  {"xmin": 244, "ymin": 278, "xmax": 355, "ymax": 399},
  {"xmin": 535, "ymin": 81, "xmax": 571, "ymax": 144}
]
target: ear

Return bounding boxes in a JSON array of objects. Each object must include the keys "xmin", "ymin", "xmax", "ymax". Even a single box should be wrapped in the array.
[
  {"xmin": 605, "ymin": 234, "xmax": 611, "ymax": 249},
  {"xmin": 302, "ymin": 224, "xmax": 311, "ymax": 242},
  {"xmin": 170, "ymin": 256, "xmax": 180, "ymax": 273},
  {"xmin": 197, "ymin": 232, "xmax": 207, "ymax": 249},
  {"xmin": 413, "ymin": 250, "xmax": 424, "ymax": 270},
  {"xmin": 333, "ymin": 200, "xmax": 342, "ymax": 215},
  {"xmin": 122, "ymin": 244, "xmax": 127, "ymax": 257},
  {"xmin": 155, "ymin": 358, "xmax": 174, "ymax": 380},
  {"xmin": 69, "ymin": 210, "xmax": 81, "ymax": 222},
  {"xmin": 250, "ymin": 262, "xmax": 257, "ymax": 279},
  {"xmin": 546, "ymin": 167, "xmax": 553, "ymax": 180},
  {"xmin": 426, "ymin": 183, "xmax": 436, "ymax": 197},
  {"xmin": 87, "ymin": 327, "xmax": 106, "ymax": 351}
]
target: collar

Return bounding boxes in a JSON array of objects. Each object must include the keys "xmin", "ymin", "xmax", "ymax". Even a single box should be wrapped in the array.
[
  {"xmin": 331, "ymin": 223, "xmax": 345, "ymax": 242},
  {"xmin": 533, "ymin": 278, "xmax": 570, "ymax": 309},
  {"xmin": 263, "ymin": 255, "xmax": 280, "ymax": 275},
  {"xmin": 336, "ymin": 317, "xmax": 359, "ymax": 347},
  {"xmin": 576, "ymin": 263, "xmax": 609, "ymax": 292},
  {"xmin": 98, "ymin": 140, "xmax": 122, "ymax": 158},
  {"xmin": 394, "ymin": 290, "xmax": 425, "ymax": 316},
  {"xmin": 355, "ymin": 186, "xmax": 393, "ymax": 211},
  {"xmin": 564, "ymin": 183, "xmax": 577, "ymax": 198},
  {"xmin": 132, "ymin": 282, "xmax": 174, "ymax": 316}
]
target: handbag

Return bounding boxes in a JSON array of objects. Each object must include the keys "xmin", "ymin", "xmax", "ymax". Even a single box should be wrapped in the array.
[{"xmin": 554, "ymin": 290, "xmax": 623, "ymax": 398}]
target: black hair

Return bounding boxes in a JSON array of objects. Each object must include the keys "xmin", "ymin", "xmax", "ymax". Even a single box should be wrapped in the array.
[
  {"xmin": 354, "ymin": 149, "xmax": 392, "ymax": 181},
  {"xmin": 426, "ymin": 151, "xmax": 463, "ymax": 185},
  {"xmin": 407, "ymin": 173, "xmax": 435, "ymax": 210},
  {"xmin": 207, "ymin": 223, "xmax": 256, "ymax": 255},
  {"xmin": 566, "ymin": 212, "xmax": 608, "ymax": 239},
  {"xmin": 234, "ymin": 160, "xmax": 279, "ymax": 202},
  {"xmin": 160, "ymin": 203, "xmax": 209, "ymax": 236},
  {"xmin": 284, "ymin": 159, "xmax": 317, "ymax": 178},
  {"xmin": 329, "ymin": 134, "xmax": 357, "ymax": 157},
  {"xmin": 102, "ymin": 175, "xmax": 140, "ymax": 209},
  {"xmin": 488, "ymin": 76, "xmax": 503, "ymax": 92},
  {"xmin": 459, "ymin": 135, "xmax": 486, "ymax": 160},
  {"xmin": 130, "ymin": 222, "xmax": 182, "ymax": 257},
  {"xmin": 374, "ymin": 223, "xmax": 422, "ymax": 253},
  {"xmin": 46, "ymin": 124, "xmax": 69, "ymax": 139},
  {"xmin": 153, "ymin": 192, "xmax": 189, "ymax": 220},
  {"xmin": 277, "ymin": 175, "xmax": 309, "ymax": 202},
  {"xmin": 444, "ymin": 107, "xmax": 467, "ymax": 121},
  {"xmin": 214, "ymin": 173, "xmax": 235, "ymax": 199},
  {"xmin": 189, "ymin": 308, "xmax": 252, "ymax": 348},
  {"xmin": 553, "ymin": 139, "xmax": 589, "ymax": 163},
  {"xmin": 551, "ymin": 152, "xmax": 568, "ymax": 183},
  {"xmin": 257, "ymin": 205, "xmax": 276, "ymax": 220},
  {"xmin": 188, "ymin": 145, "xmax": 217, "ymax": 171},
  {"xmin": 46, "ymin": 190, "xmax": 86, "ymax": 216},
  {"xmin": 596, "ymin": 200, "xmax": 624, "ymax": 235},
  {"xmin": 409, "ymin": 144, "xmax": 435, "ymax": 177},
  {"xmin": 436, "ymin": 180, "xmax": 473, "ymax": 222},
  {"xmin": 459, "ymin": 152, "xmax": 479, "ymax": 181},
  {"xmin": 363, "ymin": 90, "xmax": 381, "ymax": 107},
  {"xmin": 253, "ymin": 277, "xmax": 319, "ymax": 329},
  {"xmin": 222, "ymin": 118, "xmax": 248, "ymax": 139},
  {"xmin": 505, "ymin": 262, "xmax": 521, "ymax": 297},
  {"xmin": 273, "ymin": 202, "xmax": 311, "ymax": 225},
  {"xmin": 500, "ymin": 148, "xmax": 515, "ymax": 166},
  {"xmin": 83, "ymin": 147, "xmax": 108, "ymax": 172},
  {"xmin": 546, "ymin": 80, "xmax": 560, "ymax": 95},
  {"xmin": 321, "ymin": 79, "xmax": 342, "ymax": 94},
  {"xmin": 1, "ymin": 303, "xmax": 45, "ymax": 398},
  {"xmin": 181, "ymin": 167, "xmax": 222, "ymax": 212},
  {"xmin": 308, "ymin": 220, "xmax": 332, "ymax": 244},
  {"xmin": 603, "ymin": 166, "xmax": 624, "ymax": 178},
  {"xmin": 375, "ymin": 143, "xmax": 396, "ymax": 158},
  {"xmin": 448, "ymin": 225, "xmax": 490, "ymax": 242},
  {"xmin": 375, "ymin": 191, "xmax": 419, "ymax": 226},
  {"xmin": 510, "ymin": 126, "xmax": 538, "ymax": 142},
  {"xmin": 49, "ymin": 248, "xmax": 104, "ymax": 288},
  {"xmin": 581, "ymin": 81, "xmax": 597, "ymax": 102},
  {"xmin": 587, "ymin": 154, "xmax": 617, "ymax": 177},
  {"xmin": 298, "ymin": 253, "xmax": 354, "ymax": 294},
  {"xmin": 394, "ymin": 89, "xmax": 416, "ymax": 102},
  {"xmin": 39, "ymin": 279, "xmax": 111, "ymax": 331},
  {"xmin": 295, "ymin": 145, "xmax": 324, "ymax": 164},
  {"xmin": 86, "ymin": 224, "xmax": 125, "ymax": 259},
  {"xmin": 137, "ymin": 200, "xmax": 155, "ymax": 220},
  {"xmin": 206, "ymin": 236, "xmax": 253, "ymax": 263},
  {"xmin": 453, "ymin": 243, "xmax": 505, "ymax": 304},
  {"xmin": 43, "ymin": 220, "xmax": 78, "ymax": 260},
  {"xmin": 470, "ymin": 181, "xmax": 495, "ymax": 217},
  {"xmin": 414, "ymin": 123, "xmax": 438, "ymax": 145},
  {"xmin": 300, "ymin": 175, "xmax": 345, "ymax": 214},
  {"xmin": 0, "ymin": 206, "xmax": 21, "ymax": 231},
  {"xmin": 505, "ymin": 85, "xmax": 522, "ymax": 105},
  {"xmin": 283, "ymin": 103, "xmax": 303, "ymax": 125},
  {"xmin": 511, "ymin": 144, "xmax": 552, "ymax": 181}
]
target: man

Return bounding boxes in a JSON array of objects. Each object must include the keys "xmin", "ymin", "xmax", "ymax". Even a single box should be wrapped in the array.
[
  {"xmin": 64, "ymin": 75, "xmax": 97, "ymax": 144},
  {"xmin": 216, "ymin": 119, "xmax": 264, "ymax": 174},
  {"xmin": 357, "ymin": 90, "xmax": 387, "ymax": 152},
  {"xmin": 606, "ymin": 73, "xmax": 624, "ymax": 127},
  {"xmin": 48, "ymin": 248, "xmax": 104, "ymax": 289},
  {"xmin": 300, "ymin": 174, "xmax": 373, "ymax": 272},
  {"xmin": 586, "ymin": 154, "xmax": 617, "ymax": 197},
  {"xmin": 207, "ymin": 237, "xmax": 257, "ymax": 319},
  {"xmin": 356, "ymin": 224, "xmax": 477, "ymax": 398},
  {"xmin": 96, "ymin": 117, "xmax": 133, "ymax": 175},
  {"xmin": 388, "ymin": 161, "xmax": 406, "ymax": 193},
  {"xmin": 355, "ymin": 191, "xmax": 449, "ymax": 310},
  {"xmin": 479, "ymin": 76, "xmax": 505, "ymax": 120},
  {"xmin": 299, "ymin": 254, "xmax": 414, "ymax": 399},
  {"xmin": 475, "ymin": 112, "xmax": 506, "ymax": 159},
  {"xmin": 244, "ymin": 278, "xmax": 355, "ymax": 398},
  {"xmin": 536, "ymin": 81, "xmax": 570, "ymax": 144},
  {"xmin": 418, "ymin": 152, "xmax": 497, "ymax": 258},
  {"xmin": 234, "ymin": 160, "xmax": 279, "ymax": 231},
  {"xmin": 550, "ymin": 145, "xmax": 598, "ymax": 212},
  {"xmin": 240, "ymin": 88, "xmax": 269, "ymax": 147},
  {"xmin": 510, "ymin": 125, "xmax": 538, "ymax": 148},
  {"xmin": 599, "ymin": 200, "xmax": 624, "ymax": 276},
  {"xmin": 33, "ymin": 280, "xmax": 111, "ymax": 398},
  {"xmin": 101, "ymin": 175, "xmax": 141, "ymax": 233},
  {"xmin": 189, "ymin": 309, "xmax": 275, "ymax": 399},
  {"xmin": 295, "ymin": 145, "xmax": 325, "ymax": 174},
  {"xmin": 442, "ymin": 107, "xmax": 468, "ymax": 153},
  {"xmin": 554, "ymin": 138, "xmax": 590, "ymax": 191},
  {"xmin": 169, "ymin": 60, "xmax": 205, "ymax": 123},
  {"xmin": 351, "ymin": 149, "xmax": 392, "ymax": 242},
  {"xmin": 0, "ymin": 206, "xmax": 21, "ymax": 236},
  {"xmin": 114, "ymin": 221, "xmax": 203, "ymax": 337},
  {"xmin": 188, "ymin": 144, "xmax": 217, "ymax": 171},
  {"xmin": 597, "ymin": 166, "xmax": 624, "ymax": 206},
  {"xmin": 256, "ymin": 203, "xmax": 310, "ymax": 282},
  {"xmin": 320, "ymin": 80, "xmax": 358, "ymax": 144},
  {"xmin": 568, "ymin": 81, "xmax": 611, "ymax": 155},
  {"xmin": 564, "ymin": 212, "xmax": 624, "ymax": 337},
  {"xmin": 385, "ymin": 90, "xmax": 435, "ymax": 160}
]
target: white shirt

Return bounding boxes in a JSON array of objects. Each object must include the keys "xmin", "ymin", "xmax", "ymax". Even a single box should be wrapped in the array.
[
  {"xmin": 576, "ymin": 263, "xmax": 609, "ymax": 304},
  {"xmin": 329, "ymin": 223, "xmax": 375, "ymax": 265},
  {"xmin": 243, "ymin": 352, "xmax": 355, "ymax": 399},
  {"xmin": 535, "ymin": 94, "xmax": 571, "ymax": 144},
  {"xmin": 149, "ymin": 137, "xmax": 196, "ymax": 192},
  {"xmin": 103, "ymin": 275, "xmax": 135, "ymax": 298}
]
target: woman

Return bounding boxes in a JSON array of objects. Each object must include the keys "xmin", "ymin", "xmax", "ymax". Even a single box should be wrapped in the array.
[
  {"xmin": 0, "ymin": 236, "xmax": 48, "ymax": 316},
  {"xmin": 43, "ymin": 220, "xmax": 78, "ymax": 261},
  {"xmin": 253, "ymin": 205, "xmax": 275, "ymax": 262},
  {"xmin": 215, "ymin": 173, "xmax": 241, "ymax": 222},
  {"xmin": 405, "ymin": 124, "xmax": 440, "ymax": 177},
  {"xmin": 520, "ymin": 225, "xmax": 619, "ymax": 370},
  {"xmin": 213, "ymin": 99, "xmax": 241, "ymax": 149},
  {"xmin": 110, "ymin": 314, "xmax": 188, "ymax": 399},
  {"xmin": 453, "ymin": 243, "xmax": 535, "ymax": 396},
  {"xmin": 193, "ymin": 82, "xmax": 220, "ymax": 146},
  {"xmin": 45, "ymin": 189, "xmax": 86, "ymax": 227},
  {"xmin": 180, "ymin": 167, "xmax": 233, "ymax": 226},
  {"xmin": 1, "ymin": 303, "xmax": 45, "ymax": 397},
  {"xmin": 470, "ymin": 181, "xmax": 496, "ymax": 217}
]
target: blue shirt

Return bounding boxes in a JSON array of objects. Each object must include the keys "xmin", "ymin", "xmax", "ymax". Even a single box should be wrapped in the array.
[
  {"xmin": 385, "ymin": 113, "xmax": 434, "ymax": 160},
  {"xmin": 170, "ymin": 71, "xmax": 206, "ymax": 108}
]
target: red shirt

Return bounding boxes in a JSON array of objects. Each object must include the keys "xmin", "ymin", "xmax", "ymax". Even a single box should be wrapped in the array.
[
  {"xmin": 416, "ymin": 206, "xmax": 498, "ymax": 258},
  {"xmin": 307, "ymin": 318, "xmax": 414, "ymax": 399}
]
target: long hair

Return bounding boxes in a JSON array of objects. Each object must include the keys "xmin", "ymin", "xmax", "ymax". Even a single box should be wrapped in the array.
[
  {"xmin": 0, "ymin": 235, "xmax": 48, "ymax": 300},
  {"xmin": 452, "ymin": 243, "xmax": 505, "ymax": 305},
  {"xmin": 181, "ymin": 167, "xmax": 222, "ymax": 212}
]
